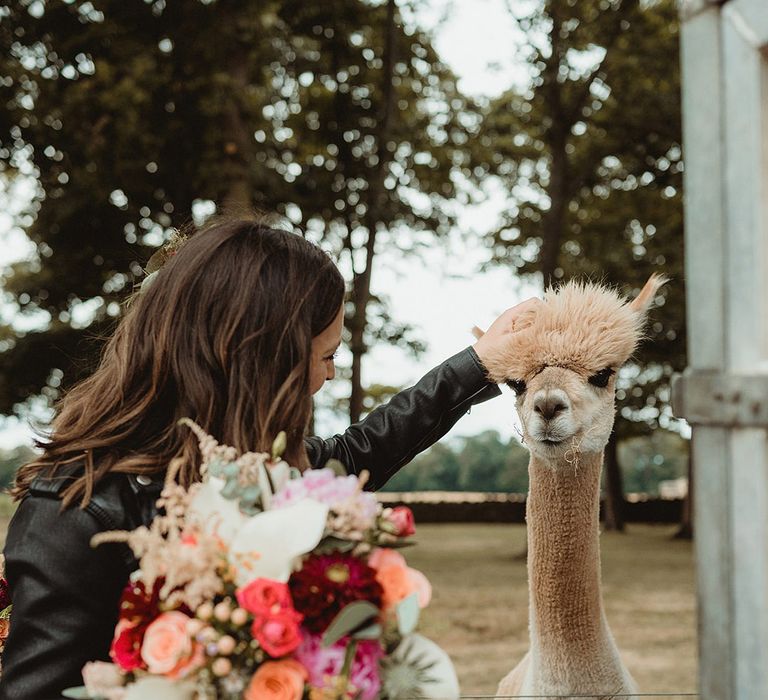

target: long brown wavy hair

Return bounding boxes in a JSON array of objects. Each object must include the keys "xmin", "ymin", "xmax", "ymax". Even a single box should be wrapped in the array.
[{"xmin": 13, "ymin": 217, "xmax": 345, "ymax": 508}]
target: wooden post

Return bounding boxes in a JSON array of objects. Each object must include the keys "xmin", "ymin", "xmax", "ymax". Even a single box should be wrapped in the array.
[{"xmin": 676, "ymin": 1, "xmax": 768, "ymax": 697}]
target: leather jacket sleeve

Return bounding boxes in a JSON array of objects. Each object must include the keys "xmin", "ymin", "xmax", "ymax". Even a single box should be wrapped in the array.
[
  {"xmin": 305, "ymin": 346, "xmax": 500, "ymax": 490},
  {"xmin": 0, "ymin": 479, "xmax": 134, "ymax": 700}
]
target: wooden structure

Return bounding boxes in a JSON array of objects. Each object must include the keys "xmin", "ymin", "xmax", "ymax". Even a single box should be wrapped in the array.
[{"xmin": 674, "ymin": 0, "xmax": 768, "ymax": 698}]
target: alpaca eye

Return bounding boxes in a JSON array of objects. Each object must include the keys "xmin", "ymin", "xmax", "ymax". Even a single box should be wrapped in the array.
[
  {"xmin": 506, "ymin": 379, "xmax": 527, "ymax": 395},
  {"xmin": 588, "ymin": 368, "xmax": 615, "ymax": 388}
]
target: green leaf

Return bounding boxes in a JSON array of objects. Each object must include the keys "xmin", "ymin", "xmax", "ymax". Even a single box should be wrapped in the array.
[
  {"xmin": 325, "ymin": 459, "xmax": 348, "ymax": 478},
  {"xmin": 314, "ymin": 535, "xmax": 357, "ymax": 554},
  {"xmin": 396, "ymin": 592, "xmax": 420, "ymax": 636},
  {"xmin": 353, "ymin": 623, "xmax": 382, "ymax": 640},
  {"xmin": 322, "ymin": 601, "xmax": 379, "ymax": 647},
  {"xmin": 220, "ymin": 479, "xmax": 240, "ymax": 500},
  {"xmin": 61, "ymin": 688, "xmax": 95, "ymax": 699}
]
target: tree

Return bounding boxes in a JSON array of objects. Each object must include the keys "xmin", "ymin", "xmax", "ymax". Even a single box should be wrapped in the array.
[
  {"xmin": 472, "ymin": 0, "xmax": 686, "ymax": 530},
  {"xmin": 0, "ymin": 0, "xmax": 470, "ymax": 427}
]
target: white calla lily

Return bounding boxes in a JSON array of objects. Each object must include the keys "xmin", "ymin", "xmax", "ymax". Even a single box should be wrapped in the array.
[
  {"xmin": 187, "ymin": 475, "xmax": 249, "ymax": 546},
  {"xmin": 228, "ymin": 498, "xmax": 328, "ymax": 585}
]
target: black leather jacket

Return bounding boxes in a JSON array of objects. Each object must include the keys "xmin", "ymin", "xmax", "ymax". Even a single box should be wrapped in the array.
[{"xmin": 0, "ymin": 347, "xmax": 498, "ymax": 699}]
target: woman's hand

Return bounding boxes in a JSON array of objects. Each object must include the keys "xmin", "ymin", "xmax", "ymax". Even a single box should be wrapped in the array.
[{"xmin": 471, "ymin": 297, "xmax": 541, "ymax": 368}]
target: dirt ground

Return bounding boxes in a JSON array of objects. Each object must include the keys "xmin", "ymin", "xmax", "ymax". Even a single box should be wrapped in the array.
[{"xmin": 405, "ymin": 523, "xmax": 697, "ymax": 698}]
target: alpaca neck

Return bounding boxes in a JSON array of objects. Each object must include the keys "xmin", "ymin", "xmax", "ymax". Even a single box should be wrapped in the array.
[{"xmin": 526, "ymin": 449, "xmax": 621, "ymax": 684}]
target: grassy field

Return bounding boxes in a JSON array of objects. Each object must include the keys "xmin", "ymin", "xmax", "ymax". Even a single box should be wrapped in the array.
[
  {"xmin": 406, "ymin": 523, "xmax": 697, "ymax": 697},
  {"xmin": 0, "ymin": 500, "xmax": 696, "ymax": 697}
]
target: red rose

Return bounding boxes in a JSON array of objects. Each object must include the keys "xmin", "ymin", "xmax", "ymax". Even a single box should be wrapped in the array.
[
  {"xmin": 236, "ymin": 578, "xmax": 293, "ymax": 616},
  {"xmin": 110, "ymin": 619, "xmax": 147, "ymax": 672},
  {"xmin": 387, "ymin": 506, "xmax": 416, "ymax": 537},
  {"xmin": 251, "ymin": 608, "xmax": 303, "ymax": 657}
]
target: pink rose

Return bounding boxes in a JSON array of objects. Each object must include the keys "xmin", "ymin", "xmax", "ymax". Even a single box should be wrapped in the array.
[
  {"xmin": 368, "ymin": 547, "xmax": 406, "ymax": 570},
  {"xmin": 251, "ymin": 608, "xmax": 303, "ymax": 657},
  {"xmin": 236, "ymin": 578, "xmax": 293, "ymax": 616},
  {"xmin": 387, "ymin": 506, "xmax": 416, "ymax": 537},
  {"xmin": 140, "ymin": 611, "xmax": 204, "ymax": 678}
]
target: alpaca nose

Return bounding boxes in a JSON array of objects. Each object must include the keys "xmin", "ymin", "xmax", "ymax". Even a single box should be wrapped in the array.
[{"xmin": 533, "ymin": 392, "xmax": 569, "ymax": 421}]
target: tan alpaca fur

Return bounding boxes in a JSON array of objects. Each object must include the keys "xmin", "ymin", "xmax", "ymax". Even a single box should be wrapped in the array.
[
  {"xmin": 483, "ymin": 274, "xmax": 667, "ymax": 384},
  {"xmin": 492, "ymin": 275, "xmax": 666, "ymax": 700}
]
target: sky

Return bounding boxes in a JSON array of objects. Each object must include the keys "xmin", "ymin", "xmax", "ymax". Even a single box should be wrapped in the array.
[{"xmin": 0, "ymin": 0, "xmax": 538, "ymax": 449}]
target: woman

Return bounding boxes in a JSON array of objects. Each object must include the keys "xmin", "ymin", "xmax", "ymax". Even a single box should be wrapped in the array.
[{"xmin": 0, "ymin": 218, "xmax": 535, "ymax": 699}]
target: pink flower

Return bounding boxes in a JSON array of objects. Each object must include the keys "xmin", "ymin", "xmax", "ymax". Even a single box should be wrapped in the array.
[
  {"xmin": 251, "ymin": 608, "xmax": 304, "ymax": 658},
  {"xmin": 272, "ymin": 469, "xmax": 378, "ymax": 521},
  {"xmin": 236, "ymin": 578, "xmax": 293, "ymax": 616},
  {"xmin": 386, "ymin": 506, "xmax": 416, "ymax": 537},
  {"xmin": 294, "ymin": 630, "xmax": 383, "ymax": 700},
  {"xmin": 140, "ymin": 611, "xmax": 204, "ymax": 678}
]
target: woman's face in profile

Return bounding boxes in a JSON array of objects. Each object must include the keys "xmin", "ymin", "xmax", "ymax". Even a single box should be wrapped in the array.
[{"xmin": 309, "ymin": 305, "xmax": 344, "ymax": 395}]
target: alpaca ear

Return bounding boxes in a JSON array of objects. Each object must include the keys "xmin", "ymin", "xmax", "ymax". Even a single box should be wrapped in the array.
[
  {"xmin": 628, "ymin": 273, "xmax": 668, "ymax": 316},
  {"xmin": 471, "ymin": 325, "xmax": 485, "ymax": 340}
]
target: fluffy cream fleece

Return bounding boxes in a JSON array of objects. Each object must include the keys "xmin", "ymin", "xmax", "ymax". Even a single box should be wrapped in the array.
[{"xmin": 483, "ymin": 274, "xmax": 667, "ymax": 384}]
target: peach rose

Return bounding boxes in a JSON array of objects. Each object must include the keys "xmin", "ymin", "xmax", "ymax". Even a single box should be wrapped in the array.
[
  {"xmin": 370, "ymin": 549, "xmax": 432, "ymax": 611},
  {"xmin": 245, "ymin": 659, "xmax": 307, "ymax": 700},
  {"xmin": 368, "ymin": 548, "xmax": 406, "ymax": 570},
  {"xmin": 140, "ymin": 611, "xmax": 204, "ymax": 678}
]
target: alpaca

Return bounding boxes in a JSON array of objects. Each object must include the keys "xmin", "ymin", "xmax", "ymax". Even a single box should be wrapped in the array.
[{"xmin": 480, "ymin": 275, "xmax": 666, "ymax": 700}]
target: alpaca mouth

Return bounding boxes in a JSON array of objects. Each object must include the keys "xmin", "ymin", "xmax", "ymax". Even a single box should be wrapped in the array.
[{"xmin": 539, "ymin": 437, "xmax": 564, "ymax": 446}]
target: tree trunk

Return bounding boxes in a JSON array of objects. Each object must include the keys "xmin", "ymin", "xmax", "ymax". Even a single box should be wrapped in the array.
[
  {"xmin": 674, "ymin": 443, "xmax": 694, "ymax": 539},
  {"xmin": 348, "ymin": 0, "xmax": 397, "ymax": 423},
  {"xmin": 603, "ymin": 431, "xmax": 626, "ymax": 532},
  {"xmin": 540, "ymin": 134, "xmax": 569, "ymax": 287}
]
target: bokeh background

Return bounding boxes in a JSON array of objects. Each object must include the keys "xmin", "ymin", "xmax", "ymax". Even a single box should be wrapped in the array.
[{"xmin": 0, "ymin": 0, "xmax": 694, "ymax": 694}]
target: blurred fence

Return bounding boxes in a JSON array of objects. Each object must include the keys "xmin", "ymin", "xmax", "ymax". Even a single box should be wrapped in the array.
[{"xmin": 377, "ymin": 492, "xmax": 683, "ymax": 524}]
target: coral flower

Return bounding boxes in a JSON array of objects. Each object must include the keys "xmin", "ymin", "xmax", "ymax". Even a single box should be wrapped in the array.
[
  {"xmin": 245, "ymin": 659, "xmax": 308, "ymax": 700},
  {"xmin": 369, "ymin": 548, "xmax": 432, "ymax": 611},
  {"xmin": 236, "ymin": 578, "xmax": 293, "ymax": 616},
  {"xmin": 251, "ymin": 607, "xmax": 304, "ymax": 657},
  {"xmin": 288, "ymin": 553, "xmax": 383, "ymax": 633}
]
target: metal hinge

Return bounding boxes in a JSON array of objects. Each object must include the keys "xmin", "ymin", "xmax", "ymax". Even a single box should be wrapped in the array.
[{"xmin": 672, "ymin": 369, "xmax": 768, "ymax": 427}]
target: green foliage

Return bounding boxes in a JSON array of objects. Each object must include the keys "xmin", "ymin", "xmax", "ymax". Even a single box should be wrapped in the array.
[
  {"xmin": 0, "ymin": 0, "xmax": 468, "ymax": 417},
  {"xmin": 382, "ymin": 431, "xmax": 529, "ymax": 493},
  {"xmin": 0, "ymin": 443, "xmax": 36, "ymax": 490},
  {"xmin": 383, "ymin": 429, "xmax": 688, "ymax": 495},
  {"xmin": 619, "ymin": 430, "xmax": 688, "ymax": 495}
]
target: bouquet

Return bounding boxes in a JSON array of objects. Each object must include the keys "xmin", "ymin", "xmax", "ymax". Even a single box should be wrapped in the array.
[{"xmin": 66, "ymin": 420, "xmax": 460, "ymax": 700}]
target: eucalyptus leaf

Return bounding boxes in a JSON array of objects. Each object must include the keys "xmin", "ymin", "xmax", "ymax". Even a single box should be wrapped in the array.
[
  {"xmin": 353, "ymin": 622, "xmax": 382, "ymax": 640},
  {"xmin": 314, "ymin": 536, "xmax": 357, "ymax": 554},
  {"xmin": 240, "ymin": 485, "xmax": 262, "ymax": 503},
  {"xmin": 222, "ymin": 462, "xmax": 240, "ymax": 478},
  {"xmin": 322, "ymin": 600, "xmax": 379, "ymax": 647},
  {"xmin": 61, "ymin": 688, "xmax": 96, "ymax": 699},
  {"xmin": 325, "ymin": 459, "xmax": 348, "ymax": 478},
  {"xmin": 396, "ymin": 592, "xmax": 420, "ymax": 636},
  {"xmin": 220, "ymin": 479, "xmax": 240, "ymax": 500}
]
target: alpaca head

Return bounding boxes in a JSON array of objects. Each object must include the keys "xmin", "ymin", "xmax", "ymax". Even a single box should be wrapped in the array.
[{"xmin": 482, "ymin": 275, "xmax": 666, "ymax": 460}]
